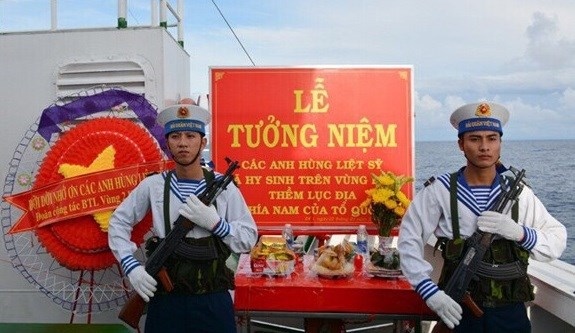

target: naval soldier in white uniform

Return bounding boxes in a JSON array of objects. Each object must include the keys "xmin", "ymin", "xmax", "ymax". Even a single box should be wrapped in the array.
[
  {"xmin": 108, "ymin": 102, "xmax": 258, "ymax": 332},
  {"xmin": 398, "ymin": 102, "xmax": 566, "ymax": 332}
]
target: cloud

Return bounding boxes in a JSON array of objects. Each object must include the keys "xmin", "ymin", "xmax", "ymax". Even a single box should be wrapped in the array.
[
  {"xmin": 3, "ymin": 1, "xmax": 575, "ymax": 140},
  {"xmin": 560, "ymin": 87, "xmax": 575, "ymax": 109},
  {"xmin": 525, "ymin": 12, "xmax": 575, "ymax": 69}
]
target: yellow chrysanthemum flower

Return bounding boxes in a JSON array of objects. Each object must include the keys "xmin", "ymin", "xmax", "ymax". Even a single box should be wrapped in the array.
[
  {"xmin": 393, "ymin": 206, "xmax": 406, "ymax": 217},
  {"xmin": 364, "ymin": 169, "xmax": 413, "ymax": 236},
  {"xmin": 384, "ymin": 199, "xmax": 398, "ymax": 210},
  {"xmin": 372, "ymin": 188, "xmax": 394, "ymax": 204},
  {"xmin": 396, "ymin": 191, "xmax": 411, "ymax": 207},
  {"xmin": 376, "ymin": 174, "xmax": 395, "ymax": 186}
]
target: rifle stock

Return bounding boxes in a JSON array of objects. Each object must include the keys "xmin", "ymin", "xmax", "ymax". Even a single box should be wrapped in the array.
[
  {"xmin": 461, "ymin": 292, "xmax": 483, "ymax": 317},
  {"xmin": 430, "ymin": 321, "xmax": 451, "ymax": 333},
  {"xmin": 433, "ymin": 168, "xmax": 525, "ymax": 331},
  {"xmin": 118, "ymin": 158, "xmax": 240, "ymax": 328},
  {"xmin": 118, "ymin": 293, "xmax": 147, "ymax": 329},
  {"xmin": 156, "ymin": 266, "xmax": 174, "ymax": 293}
]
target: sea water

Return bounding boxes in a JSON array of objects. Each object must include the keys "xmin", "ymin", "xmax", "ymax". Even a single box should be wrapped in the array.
[{"xmin": 414, "ymin": 139, "xmax": 575, "ymax": 264}]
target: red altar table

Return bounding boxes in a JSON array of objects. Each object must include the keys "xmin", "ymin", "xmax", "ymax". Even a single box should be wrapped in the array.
[{"xmin": 234, "ymin": 253, "xmax": 436, "ymax": 332}]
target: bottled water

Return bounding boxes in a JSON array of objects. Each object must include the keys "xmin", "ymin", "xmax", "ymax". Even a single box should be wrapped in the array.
[
  {"xmin": 356, "ymin": 224, "xmax": 368, "ymax": 256},
  {"xmin": 282, "ymin": 223, "xmax": 294, "ymax": 250}
]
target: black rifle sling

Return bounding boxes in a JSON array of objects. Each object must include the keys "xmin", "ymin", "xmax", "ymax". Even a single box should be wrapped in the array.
[
  {"xmin": 449, "ymin": 172, "xmax": 461, "ymax": 241},
  {"xmin": 163, "ymin": 170, "xmax": 174, "ymax": 233}
]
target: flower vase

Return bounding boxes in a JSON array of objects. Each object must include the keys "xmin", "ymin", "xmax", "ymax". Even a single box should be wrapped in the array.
[{"xmin": 377, "ymin": 235, "xmax": 401, "ymax": 271}]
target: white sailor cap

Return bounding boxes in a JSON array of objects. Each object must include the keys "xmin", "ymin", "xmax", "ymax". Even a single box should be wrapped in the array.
[
  {"xmin": 450, "ymin": 102, "xmax": 509, "ymax": 136},
  {"xmin": 157, "ymin": 104, "xmax": 211, "ymax": 136}
]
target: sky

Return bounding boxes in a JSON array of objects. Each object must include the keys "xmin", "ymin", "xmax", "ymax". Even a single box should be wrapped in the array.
[{"xmin": 2, "ymin": 0, "xmax": 575, "ymax": 141}]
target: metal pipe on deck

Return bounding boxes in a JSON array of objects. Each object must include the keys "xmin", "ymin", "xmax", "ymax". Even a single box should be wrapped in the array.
[{"xmin": 118, "ymin": 0, "xmax": 127, "ymax": 28}]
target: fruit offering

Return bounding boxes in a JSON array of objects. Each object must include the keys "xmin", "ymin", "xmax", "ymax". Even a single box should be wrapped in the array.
[
  {"xmin": 311, "ymin": 240, "xmax": 355, "ymax": 278},
  {"xmin": 250, "ymin": 236, "xmax": 296, "ymax": 275}
]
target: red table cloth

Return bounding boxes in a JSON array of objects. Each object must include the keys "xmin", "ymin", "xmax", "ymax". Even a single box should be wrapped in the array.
[{"xmin": 234, "ymin": 254, "xmax": 435, "ymax": 317}]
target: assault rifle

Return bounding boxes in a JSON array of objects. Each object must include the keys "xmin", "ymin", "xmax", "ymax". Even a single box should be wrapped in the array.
[
  {"xmin": 432, "ymin": 167, "xmax": 526, "ymax": 333},
  {"xmin": 118, "ymin": 157, "xmax": 240, "ymax": 328}
]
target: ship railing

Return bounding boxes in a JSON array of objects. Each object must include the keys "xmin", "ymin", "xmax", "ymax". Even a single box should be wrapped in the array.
[
  {"xmin": 1, "ymin": 0, "xmax": 185, "ymax": 46},
  {"xmin": 528, "ymin": 258, "xmax": 575, "ymax": 328}
]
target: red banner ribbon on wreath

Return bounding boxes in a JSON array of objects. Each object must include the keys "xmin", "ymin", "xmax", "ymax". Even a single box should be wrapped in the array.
[{"xmin": 5, "ymin": 160, "xmax": 174, "ymax": 234}]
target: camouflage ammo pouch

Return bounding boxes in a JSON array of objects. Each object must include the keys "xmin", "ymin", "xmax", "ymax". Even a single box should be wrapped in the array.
[
  {"xmin": 437, "ymin": 237, "xmax": 534, "ymax": 306},
  {"xmin": 145, "ymin": 235, "xmax": 235, "ymax": 295},
  {"xmin": 436, "ymin": 171, "xmax": 535, "ymax": 306},
  {"xmin": 470, "ymin": 238, "xmax": 534, "ymax": 305}
]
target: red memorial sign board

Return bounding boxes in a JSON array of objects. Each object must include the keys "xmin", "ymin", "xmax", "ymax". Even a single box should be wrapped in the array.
[{"xmin": 211, "ymin": 66, "xmax": 414, "ymax": 230}]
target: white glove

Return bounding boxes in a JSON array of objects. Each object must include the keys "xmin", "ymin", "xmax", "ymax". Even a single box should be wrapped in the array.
[
  {"xmin": 127, "ymin": 266, "xmax": 157, "ymax": 302},
  {"xmin": 426, "ymin": 290, "xmax": 462, "ymax": 329},
  {"xmin": 477, "ymin": 211, "xmax": 524, "ymax": 241},
  {"xmin": 178, "ymin": 195, "xmax": 220, "ymax": 231}
]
